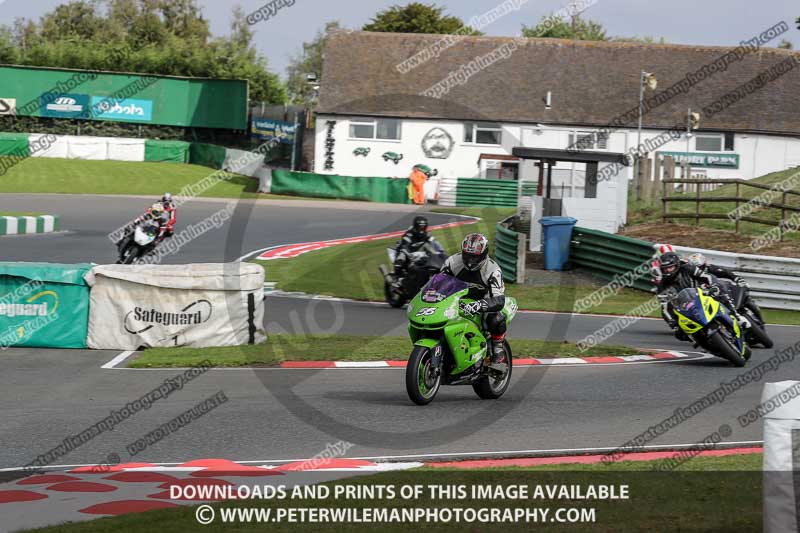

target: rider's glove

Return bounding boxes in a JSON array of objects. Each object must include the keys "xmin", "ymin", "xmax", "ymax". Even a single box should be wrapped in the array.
[
  {"xmin": 735, "ymin": 277, "xmax": 749, "ymax": 288},
  {"xmin": 707, "ymin": 284, "xmax": 721, "ymax": 297},
  {"xmin": 459, "ymin": 300, "xmax": 485, "ymax": 316}
]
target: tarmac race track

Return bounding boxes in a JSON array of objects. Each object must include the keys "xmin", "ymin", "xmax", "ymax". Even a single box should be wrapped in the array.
[{"xmin": 0, "ymin": 194, "xmax": 797, "ymax": 471}]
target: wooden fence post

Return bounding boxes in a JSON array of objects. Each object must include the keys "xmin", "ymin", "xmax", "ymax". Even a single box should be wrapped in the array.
[
  {"xmin": 781, "ymin": 190, "xmax": 788, "ymax": 242},
  {"xmin": 735, "ymin": 181, "xmax": 741, "ymax": 234},
  {"xmin": 695, "ymin": 179, "xmax": 701, "ymax": 225}
]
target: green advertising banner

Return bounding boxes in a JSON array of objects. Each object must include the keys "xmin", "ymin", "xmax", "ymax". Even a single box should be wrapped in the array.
[
  {"xmin": 0, "ymin": 65, "xmax": 248, "ymax": 130},
  {"xmin": 659, "ymin": 151, "xmax": 740, "ymax": 169},
  {"xmin": 0, "ymin": 262, "xmax": 92, "ymax": 349}
]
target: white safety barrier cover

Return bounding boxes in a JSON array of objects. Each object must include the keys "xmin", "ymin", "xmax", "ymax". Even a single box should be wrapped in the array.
[
  {"xmin": 107, "ymin": 137, "xmax": 146, "ymax": 162},
  {"xmin": 29, "ymin": 133, "xmax": 69, "ymax": 159},
  {"xmin": 84, "ymin": 263, "xmax": 266, "ymax": 350},
  {"xmin": 65, "ymin": 135, "xmax": 112, "ymax": 160},
  {"xmin": 224, "ymin": 148, "xmax": 263, "ymax": 178},
  {"xmin": 762, "ymin": 381, "xmax": 800, "ymax": 533}
]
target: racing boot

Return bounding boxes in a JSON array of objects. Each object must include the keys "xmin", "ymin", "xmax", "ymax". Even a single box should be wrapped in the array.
[{"xmin": 489, "ymin": 335, "xmax": 508, "ymax": 373}]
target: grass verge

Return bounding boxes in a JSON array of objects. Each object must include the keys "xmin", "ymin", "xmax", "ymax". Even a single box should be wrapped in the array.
[
  {"xmin": 0, "ymin": 157, "xmax": 319, "ymax": 201},
  {"xmin": 0, "ymin": 211, "xmax": 45, "ymax": 216},
  {"xmin": 257, "ymin": 207, "xmax": 513, "ymax": 300},
  {"xmin": 626, "ymin": 165, "xmax": 800, "ymax": 256},
  {"xmin": 24, "ymin": 454, "xmax": 761, "ymax": 532},
  {"xmin": 129, "ymin": 335, "xmax": 641, "ymax": 368}
]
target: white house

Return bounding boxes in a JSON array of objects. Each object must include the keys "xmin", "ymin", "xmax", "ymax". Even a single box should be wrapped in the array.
[{"xmin": 315, "ymin": 31, "xmax": 800, "ymax": 232}]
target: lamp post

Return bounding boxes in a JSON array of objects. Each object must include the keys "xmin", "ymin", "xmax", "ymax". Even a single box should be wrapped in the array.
[{"xmin": 637, "ymin": 71, "xmax": 658, "ymax": 157}]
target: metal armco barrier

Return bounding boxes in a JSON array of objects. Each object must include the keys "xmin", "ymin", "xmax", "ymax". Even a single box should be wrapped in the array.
[
  {"xmin": 439, "ymin": 177, "xmax": 537, "ymax": 207},
  {"xmin": 674, "ymin": 245, "xmax": 800, "ymax": 311},
  {"xmin": 569, "ymin": 227, "xmax": 655, "ymax": 292},
  {"xmin": 495, "ymin": 217, "xmax": 526, "ymax": 283}
]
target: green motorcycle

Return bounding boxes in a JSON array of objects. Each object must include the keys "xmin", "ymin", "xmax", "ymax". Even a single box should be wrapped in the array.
[{"xmin": 405, "ymin": 272, "xmax": 517, "ymax": 405}]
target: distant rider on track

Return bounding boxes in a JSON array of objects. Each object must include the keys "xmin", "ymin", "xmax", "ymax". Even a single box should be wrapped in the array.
[{"xmin": 393, "ymin": 215, "xmax": 439, "ymax": 275}]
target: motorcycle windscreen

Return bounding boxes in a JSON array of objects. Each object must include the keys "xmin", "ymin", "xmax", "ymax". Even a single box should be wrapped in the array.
[
  {"xmin": 675, "ymin": 288, "xmax": 709, "ymax": 325},
  {"xmin": 420, "ymin": 273, "xmax": 468, "ymax": 303}
]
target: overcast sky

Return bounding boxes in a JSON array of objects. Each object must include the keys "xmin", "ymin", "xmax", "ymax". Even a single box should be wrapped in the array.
[{"xmin": 0, "ymin": 0, "xmax": 797, "ymax": 78}]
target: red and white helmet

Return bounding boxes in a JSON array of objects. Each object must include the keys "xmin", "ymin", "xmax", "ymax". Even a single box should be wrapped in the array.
[
  {"xmin": 657, "ymin": 243, "xmax": 675, "ymax": 254},
  {"xmin": 461, "ymin": 233, "xmax": 489, "ymax": 271}
]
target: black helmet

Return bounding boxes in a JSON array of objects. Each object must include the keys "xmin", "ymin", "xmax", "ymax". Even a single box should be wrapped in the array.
[
  {"xmin": 412, "ymin": 215, "xmax": 428, "ymax": 237},
  {"xmin": 660, "ymin": 252, "xmax": 681, "ymax": 280},
  {"xmin": 461, "ymin": 233, "xmax": 489, "ymax": 271}
]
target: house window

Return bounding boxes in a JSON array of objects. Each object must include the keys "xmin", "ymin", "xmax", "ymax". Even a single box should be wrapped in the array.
[
  {"xmin": 724, "ymin": 132, "xmax": 735, "ymax": 151},
  {"xmin": 568, "ymin": 131, "xmax": 607, "ymax": 150},
  {"xmin": 695, "ymin": 133, "xmax": 723, "ymax": 152},
  {"xmin": 348, "ymin": 118, "xmax": 401, "ymax": 140},
  {"xmin": 464, "ymin": 123, "xmax": 502, "ymax": 145}
]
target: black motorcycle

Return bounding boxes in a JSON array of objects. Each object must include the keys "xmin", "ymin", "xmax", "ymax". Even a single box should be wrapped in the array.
[
  {"xmin": 379, "ymin": 241, "xmax": 447, "ymax": 308},
  {"xmin": 116, "ymin": 220, "xmax": 160, "ymax": 264},
  {"xmin": 716, "ymin": 278, "xmax": 773, "ymax": 348}
]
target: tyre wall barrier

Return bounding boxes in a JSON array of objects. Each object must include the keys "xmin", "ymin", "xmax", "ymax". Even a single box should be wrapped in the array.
[
  {"xmin": 569, "ymin": 226, "xmax": 655, "ymax": 292},
  {"xmin": 569, "ymin": 226, "xmax": 800, "ymax": 310},
  {"xmin": 438, "ymin": 177, "xmax": 537, "ymax": 208},
  {"xmin": 0, "ymin": 262, "xmax": 92, "ymax": 349},
  {"xmin": 85, "ymin": 263, "xmax": 266, "ymax": 350},
  {"xmin": 269, "ymin": 170, "xmax": 411, "ymax": 204},
  {"xmin": 494, "ymin": 216, "xmax": 526, "ymax": 284}
]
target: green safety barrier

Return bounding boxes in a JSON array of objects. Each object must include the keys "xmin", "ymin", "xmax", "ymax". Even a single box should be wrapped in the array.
[
  {"xmin": 456, "ymin": 178, "xmax": 537, "ymax": 207},
  {"xmin": 271, "ymin": 170, "xmax": 411, "ymax": 204},
  {"xmin": 495, "ymin": 219, "xmax": 525, "ymax": 283},
  {"xmin": 144, "ymin": 139, "xmax": 190, "ymax": 163},
  {"xmin": 0, "ymin": 262, "xmax": 92, "ymax": 349},
  {"xmin": 569, "ymin": 227, "xmax": 656, "ymax": 291},
  {"xmin": 189, "ymin": 142, "xmax": 227, "ymax": 170},
  {"xmin": 0, "ymin": 133, "xmax": 30, "ymax": 156}
]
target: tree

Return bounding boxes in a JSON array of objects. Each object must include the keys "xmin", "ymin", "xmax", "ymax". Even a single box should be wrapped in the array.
[
  {"xmin": 522, "ymin": 14, "xmax": 607, "ymax": 41},
  {"xmin": 285, "ymin": 21, "xmax": 340, "ymax": 106},
  {"xmin": 0, "ymin": 0, "xmax": 285, "ymax": 103},
  {"xmin": 363, "ymin": 3, "xmax": 482, "ymax": 35},
  {"xmin": 778, "ymin": 39, "xmax": 793, "ymax": 50},
  {"xmin": 612, "ymin": 35, "xmax": 667, "ymax": 44}
]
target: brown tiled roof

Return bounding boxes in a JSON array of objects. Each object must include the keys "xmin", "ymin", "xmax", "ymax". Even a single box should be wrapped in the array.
[{"xmin": 318, "ymin": 30, "xmax": 800, "ymax": 136}]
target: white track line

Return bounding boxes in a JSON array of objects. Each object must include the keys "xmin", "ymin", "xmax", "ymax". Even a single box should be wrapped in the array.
[
  {"xmin": 0, "ymin": 440, "xmax": 764, "ymax": 472},
  {"xmin": 104, "ymin": 352, "xmax": 712, "ymax": 371},
  {"xmin": 101, "ymin": 350, "xmax": 136, "ymax": 369}
]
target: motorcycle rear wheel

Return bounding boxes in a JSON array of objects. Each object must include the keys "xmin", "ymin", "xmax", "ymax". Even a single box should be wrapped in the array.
[
  {"xmin": 406, "ymin": 346, "xmax": 441, "ymax": 405},
  {"xmin": 707, "ymin": 331, "xmax": 747, "ymax": 367},
  {"xmin": 742, "ymin": 310, "xmax": 773, "ymax": 348},
  {"xmin": 473, "ymin": 341, "xmax": 513, "ymax": 399}
]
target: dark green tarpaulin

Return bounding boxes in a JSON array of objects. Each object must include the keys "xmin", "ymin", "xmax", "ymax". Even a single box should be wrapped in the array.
[
  {"xmin": 144, "ymin": 140, "xmax": 190, "ymax": 163},
  {"xmin": 0, "ymin": 262, "xmax": 92, "ymax": 349},
  {"xmin": 271, "ymin": 170, "xmax": 411, "ymax": 204},
  {"xmin": 0, "ymin": 133, "xmax": 30, "ymax": 157},
  {"xmin": 189, "ymin": 142, "xmax": 227, "ymax": 170}
]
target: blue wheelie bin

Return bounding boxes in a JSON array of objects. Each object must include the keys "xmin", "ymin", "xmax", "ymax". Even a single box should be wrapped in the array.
[{"xmin": 540, "ymin": 216, "xmax": 578, "ymax": 271}]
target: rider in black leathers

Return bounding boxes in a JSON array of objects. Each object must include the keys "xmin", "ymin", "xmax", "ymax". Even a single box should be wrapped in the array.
[
  {"xmin": 686, "ymin": 252, "xmax": 764, "ymax": 323},
  {"xmin": 656, "ymin": 252, "xmax": 750, "ymax": 340},
  {"xmin": 393, "ymin": 215, "xmax": 439, "ymax": 275}
]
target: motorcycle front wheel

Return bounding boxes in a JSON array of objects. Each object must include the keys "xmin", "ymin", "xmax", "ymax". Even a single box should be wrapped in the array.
[
  {"xmin": 707, "ymin": 330, "xmax": 747, "ymax": 367},
  {"xmin": 121, "ymin": 244, "xmax": 141, "ymax": 265},
  {"xmin": 406, "ymin": 346, "xmax": 441, "ymax": 405}
]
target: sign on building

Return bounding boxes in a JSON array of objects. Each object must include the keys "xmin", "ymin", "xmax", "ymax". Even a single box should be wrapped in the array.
[
  {"xmin": 251, "ymin": 118, "xmax": 295, "ymax": 144},
  {"xmin": 659, "ymin": 151, "xmax": 740, "ymax": 169}
]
